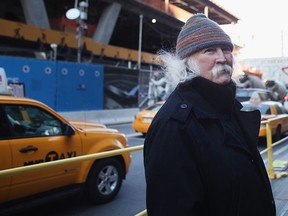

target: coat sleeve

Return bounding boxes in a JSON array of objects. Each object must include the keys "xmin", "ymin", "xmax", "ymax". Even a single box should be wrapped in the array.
[{"xmin": 143, "ymin": 117, "xmax": 204, "ymax": 216}]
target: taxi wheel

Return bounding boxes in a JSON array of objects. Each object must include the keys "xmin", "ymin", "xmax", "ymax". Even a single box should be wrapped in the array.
[{"xmin": 84, "ymin": 158, "xmax": 124, "ymax": 204}]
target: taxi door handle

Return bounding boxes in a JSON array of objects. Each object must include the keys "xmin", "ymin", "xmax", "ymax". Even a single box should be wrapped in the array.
[{"xmin": 19, "ymin": 146, "xmax": 38, "ymax": 153}]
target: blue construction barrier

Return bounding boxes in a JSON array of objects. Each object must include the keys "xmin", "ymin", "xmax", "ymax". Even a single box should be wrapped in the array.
[{"xmin": 0, "ymin": 56, "xmax": 104, "ymax": 111}]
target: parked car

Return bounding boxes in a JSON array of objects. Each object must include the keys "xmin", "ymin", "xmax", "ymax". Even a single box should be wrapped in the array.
[
  {"xmin": 132, "ymin": 101, "xmax": 165, "ymax": 136},
  {"xmin": 241, "ymin": 100, "xmax": 288, "ymax": 141},
  {"xmin": 0, "ymin": 95, "xmax": 131, "ymax": 207},
  {"xmin": 236, "ymin": 88, "xmax": 277, "ymax": 102}
]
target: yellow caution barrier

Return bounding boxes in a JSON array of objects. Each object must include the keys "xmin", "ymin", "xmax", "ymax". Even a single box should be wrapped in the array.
[
  {"xmin": 0, "ymin": 145, "xmax": 143, "ymax": 178},
  {"xmin": 260, "ymin": 116, "xmax": 288, "ymax": 179}
]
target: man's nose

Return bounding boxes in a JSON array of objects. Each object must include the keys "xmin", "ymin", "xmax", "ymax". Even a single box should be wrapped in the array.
[{"xmin": 215, "ymin": 48, "xmax": 227, "ymax": 64}]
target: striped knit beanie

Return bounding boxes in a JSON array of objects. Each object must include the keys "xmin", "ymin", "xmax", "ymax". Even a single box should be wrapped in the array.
[{"xmin": 176, "ymin": 13, "xmax": 233, "ymax": 59}]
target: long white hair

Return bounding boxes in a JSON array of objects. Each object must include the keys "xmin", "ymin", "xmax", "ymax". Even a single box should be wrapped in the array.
[{"xmin": 156, "ymin": 50, "xmax": 200, "ymax": 89}]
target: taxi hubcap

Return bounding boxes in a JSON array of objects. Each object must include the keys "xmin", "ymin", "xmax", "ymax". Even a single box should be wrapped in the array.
[{"xmin": 97, "ymin": 165, "xmax": 119, "ymax": 195}]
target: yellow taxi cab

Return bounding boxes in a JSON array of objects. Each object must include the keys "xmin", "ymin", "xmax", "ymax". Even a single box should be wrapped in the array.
[
  {"xmin": 241, "ymin": 99, "xmax": 288, "ymax": 141},
  {"xmin": 0, "ymin": 94, "xmax": 131, "ymax": 208},
  {"xmin": 132, "ymin": 101, "xmax": 164, "ymax": 136}
]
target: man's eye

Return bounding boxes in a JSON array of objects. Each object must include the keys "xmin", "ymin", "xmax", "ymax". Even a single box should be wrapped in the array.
[
  {"xmin": 204, "ymin": 48, "xmax": 216, "ymax": 53},
  {"xmin": 222, "ymin": 47, "xmax": 232, "ymax": 52},
  {"xmin": 223, "ymin": 49, "xmax": 232, "ymax": 55}
]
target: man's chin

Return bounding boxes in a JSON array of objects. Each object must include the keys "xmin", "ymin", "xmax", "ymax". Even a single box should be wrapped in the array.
[{"xmin": 213, "ymin": 75, "xmax": 231, "ymax": 85}]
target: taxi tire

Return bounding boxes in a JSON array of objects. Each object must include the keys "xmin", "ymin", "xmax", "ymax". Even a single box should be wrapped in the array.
[{"xmin": 84, "ymin": 158, "xmax": 123, "ymax": 204}]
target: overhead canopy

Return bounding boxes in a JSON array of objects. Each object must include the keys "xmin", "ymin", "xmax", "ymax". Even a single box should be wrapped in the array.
[
  {"xmin": 103, "ymin": 0, "xmax": 239, "ymax": 28},
  {"xmin": 169, "ymin": 0, "xmax": 239, "ymax": 24}
]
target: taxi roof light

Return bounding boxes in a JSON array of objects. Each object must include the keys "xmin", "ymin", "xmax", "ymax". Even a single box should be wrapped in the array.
[{"xmin": 0, "ymin": 67, "xmax": 14, "ymax": 96}]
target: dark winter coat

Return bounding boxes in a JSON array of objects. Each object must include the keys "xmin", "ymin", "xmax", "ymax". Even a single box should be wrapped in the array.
[{"xmin": 144, "ymin": 76, "xmax": 276, "ymax": 216}]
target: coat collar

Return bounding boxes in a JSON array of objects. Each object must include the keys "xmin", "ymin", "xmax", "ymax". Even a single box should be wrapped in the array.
[
  {"xmin": 172, "ymin": 76, "xmax": 260, "ymax": 155},
  {"xmin": 176, "ymin": 76, "xmax": 238, "ymax": 119}
]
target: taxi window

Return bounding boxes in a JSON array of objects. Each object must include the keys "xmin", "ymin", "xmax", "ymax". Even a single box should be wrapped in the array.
[
  {"xmin": 0, "ymin": 107, "xmax": 11, "ymax": 138},
  {"xmin": 241, "ymin": 104, "xmax": 271, "ymax": 114},
  {"xmin": 258, "ymin": 92, "xmax": 271, "ymax": 101},
  {"xmin": 4, "ymin": 104, "xmax": 63, "ymax": 138},
  {"xmin": 145, "ymin": 103, "xmax": 163, "ymax": 111}
]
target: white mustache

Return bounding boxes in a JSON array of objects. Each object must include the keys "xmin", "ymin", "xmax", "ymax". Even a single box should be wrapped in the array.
[{"xmin": 212, "ymin": 65, "xmax": 232, "ymax": 77}]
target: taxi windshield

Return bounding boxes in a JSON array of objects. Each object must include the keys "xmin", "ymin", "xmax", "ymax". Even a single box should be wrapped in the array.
[
  {"xmin": 144, "ymin": 103, "xmax": 164, "ymax": 111},
  {"xmin": 241, "ymin": 103, "xmax": 271, "ymax": 115}
]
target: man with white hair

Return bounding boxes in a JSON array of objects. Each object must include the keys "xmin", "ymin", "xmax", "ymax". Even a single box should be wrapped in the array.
[{"xmin": 144, "ymin": 13, "xmax": 275, "ymax": 216}]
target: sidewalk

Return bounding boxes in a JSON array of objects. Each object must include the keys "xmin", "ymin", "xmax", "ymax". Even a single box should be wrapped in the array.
[
  {"xmin": 271, "ymin": 176, "xmax": 288, "ymax": 215},
  {"xmin": 59, "ymin": 108, "xmax": 139, "ymax": 125}
]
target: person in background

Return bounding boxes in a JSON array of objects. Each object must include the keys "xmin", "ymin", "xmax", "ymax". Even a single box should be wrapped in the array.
[{"xmin": 143, "ymin": 13, "xmax": 275, "ymax": 216}]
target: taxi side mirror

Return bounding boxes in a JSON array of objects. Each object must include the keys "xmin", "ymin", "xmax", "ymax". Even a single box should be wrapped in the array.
[{"xmin": 63, "ymin": 124, "xmax": 75, "ymax": 136}]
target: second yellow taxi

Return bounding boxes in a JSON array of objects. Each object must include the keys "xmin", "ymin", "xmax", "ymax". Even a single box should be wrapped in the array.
[
  {"xmin": 132, "ymin": 101, "xmax": 165, "ymax": 136},
  {"xmin": 241, "ymin": 100, "xmax": 288, "ymax": 141}
]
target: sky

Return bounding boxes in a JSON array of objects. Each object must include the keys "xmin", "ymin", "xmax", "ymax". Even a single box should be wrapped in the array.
[{"xmin": 213, "ymin": 0, "xmax": 288, "ymax": 59}]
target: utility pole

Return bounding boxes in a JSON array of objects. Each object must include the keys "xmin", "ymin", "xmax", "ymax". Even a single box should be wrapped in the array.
[
  {"xmin": 66, "ymin": 0, "xmax": 88, "ymax": 63},
  {"xmin": 138, "ymin": 14, "xmax": 143, "ymax": 70}
]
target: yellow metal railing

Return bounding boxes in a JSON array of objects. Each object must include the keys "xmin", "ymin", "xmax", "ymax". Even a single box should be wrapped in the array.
[
  {"xmin": 260, "ymin": 116, "xmax": 288, "ymax": 179},
  {"xmin": 0, "ymin": 145, "xmax": 143, "ymax": 177},
  {"xmin": 135, "ymin": 209, "xmax": 147, "ymax": 216}
]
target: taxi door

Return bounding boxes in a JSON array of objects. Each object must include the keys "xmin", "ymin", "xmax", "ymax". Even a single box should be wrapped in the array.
[
  {"xmin": 0, "ymin": 139, "xmax": 12, "ymax": 203},
  {"xmin": 0, "ymin": 107, "xmax": 12, "ymax": 203},
  {"xmin": 4, "ymin": 104, "xmax": 82, "ymax": 201}
]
